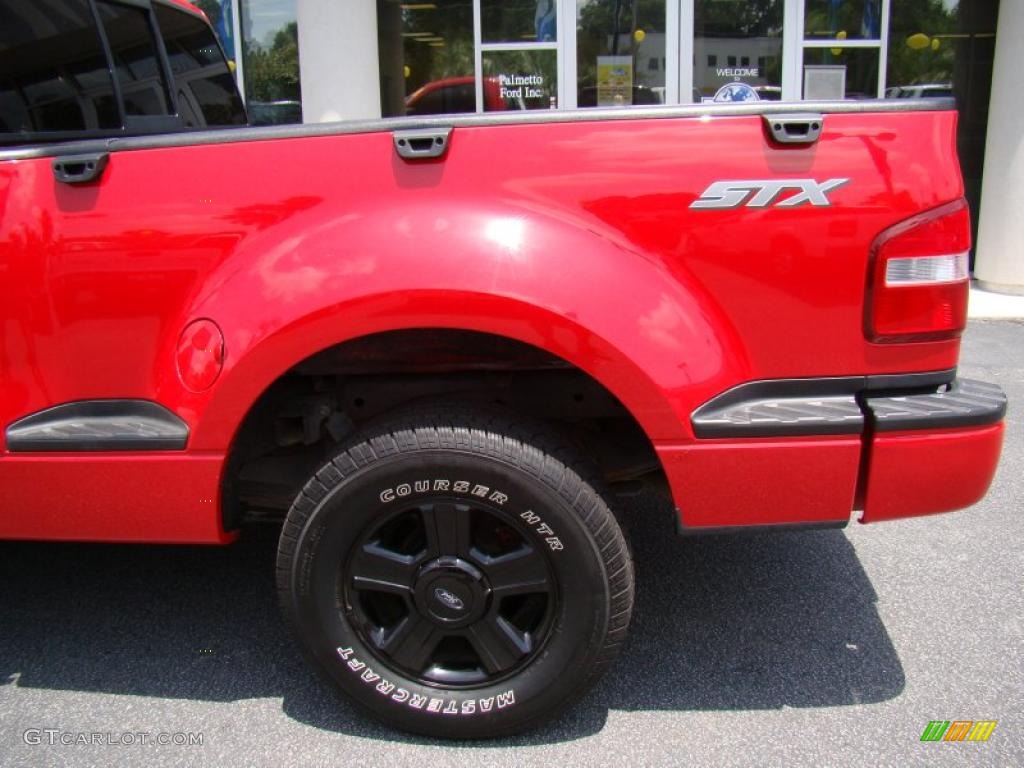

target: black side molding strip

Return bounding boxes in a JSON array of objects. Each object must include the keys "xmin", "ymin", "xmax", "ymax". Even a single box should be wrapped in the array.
[
  {"xmin": 6, "ymin": 400, "xmax": 188, "ymax": 452},
  {"xmin": 692, "ymin": 369, "xmax": 960, "ymax": 438}
]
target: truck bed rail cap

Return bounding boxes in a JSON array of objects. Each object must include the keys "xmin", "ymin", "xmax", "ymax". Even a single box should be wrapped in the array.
[{"xmin": 1, "ymin": 98, "xmax": 957, "ymax": 162}]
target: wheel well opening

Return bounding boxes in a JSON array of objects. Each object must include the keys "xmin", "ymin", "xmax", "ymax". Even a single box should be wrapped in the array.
[{"xmin": 223, "ymin": 329, "xmax": 666, "ymax": 529}]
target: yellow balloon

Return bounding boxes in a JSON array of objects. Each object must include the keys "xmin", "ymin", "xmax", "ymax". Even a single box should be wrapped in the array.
[
  {"xmin": 931, "ymin": 38, "xmax": 941, "ymax": 51},
  {"xmin": 633, "ymin": 29, "xmax": 646, "ymax": 43},
  {"xmin": 907, "ymin": 32, "xmax": 931, "ymax": 50},
  {"xmin": 403, "ymin": 65, "xmax": 411, "ymax": 78},
  {"xmin": 830, "ymin": 29, "xmax": 847, "ymax": 55}
]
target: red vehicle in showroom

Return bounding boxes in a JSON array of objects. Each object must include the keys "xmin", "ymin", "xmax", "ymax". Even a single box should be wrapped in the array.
[{"xmin": 0, "ymin": 0, "xmax": 1006, "ymax": 739}]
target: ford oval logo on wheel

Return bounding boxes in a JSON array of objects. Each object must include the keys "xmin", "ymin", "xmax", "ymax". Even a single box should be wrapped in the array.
[{"xmin": 434, "ymin": 587, "xmax": 465, "ymax": 611}]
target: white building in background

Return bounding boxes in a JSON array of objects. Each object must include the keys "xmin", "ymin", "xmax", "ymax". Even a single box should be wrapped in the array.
[{"xmin": 974, "ymin": 0, "xmax": 1023, "ymax": 294}]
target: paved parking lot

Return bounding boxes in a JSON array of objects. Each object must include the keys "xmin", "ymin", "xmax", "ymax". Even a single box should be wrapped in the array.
[{"xmin": 1, "ymin": 320, "xmax": 1021, "ymax": 767}]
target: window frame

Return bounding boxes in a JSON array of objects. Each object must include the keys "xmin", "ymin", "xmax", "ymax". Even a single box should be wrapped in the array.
[
  {"xmin": 475, "ymin": 0, "xmax": 564, "ymax": 112},
  {"xmin": 794, "ymin": 0, "xmax": 890, "ymax": 99},
  {"xmin": 94, "ymin": 0, "xmax": 183, "ymax": 132}
]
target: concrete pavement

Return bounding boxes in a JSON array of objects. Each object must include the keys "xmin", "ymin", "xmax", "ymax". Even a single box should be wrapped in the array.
[
  {"xmin": 969, "ymin": 282, "xmax": 1024, "ymax": 319},
  {"xmin": 1, "ymin": 321, "xmax": 1021, "ymax": 767}
]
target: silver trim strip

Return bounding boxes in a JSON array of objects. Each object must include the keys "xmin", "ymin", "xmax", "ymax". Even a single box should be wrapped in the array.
[{"xmin": 1, "ymin": 97, "xmax": 956, "ymax": 162}]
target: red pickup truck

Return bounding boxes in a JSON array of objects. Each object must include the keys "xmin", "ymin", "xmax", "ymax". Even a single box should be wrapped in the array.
[{"xmin": 0, "ymin": 0, "xmax": 1006, "ymax": 739}]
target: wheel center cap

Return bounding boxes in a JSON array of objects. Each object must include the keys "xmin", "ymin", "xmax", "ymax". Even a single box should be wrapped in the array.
[
  {"xmin": 414, "ymin": 556, "xmax": 489, "ymax": 627},
  {"xmin": 433, "ymin": 586, "xmax": 465, "ymax": 611}
]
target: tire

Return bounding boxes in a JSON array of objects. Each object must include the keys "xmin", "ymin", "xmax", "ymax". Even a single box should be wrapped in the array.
[{"xmin": 276, "ymin": 407, "xmax": 634, "ymax": 739}]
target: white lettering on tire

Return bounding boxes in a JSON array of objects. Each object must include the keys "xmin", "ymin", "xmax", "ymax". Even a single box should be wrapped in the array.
[
  {"xmin": 520, "ymin": 510, "xmax": 563, "ymax": 551},
  {"xmin": 375, "ymin": 479, "xmax": 562, "ymax": 551},
  {"xmin": 336, "ymin": 647, "xmax": 516, "ymax": 716},
  {"xmin": 378, "ymin": 479, "xmax": 510, "ymax": 507}
]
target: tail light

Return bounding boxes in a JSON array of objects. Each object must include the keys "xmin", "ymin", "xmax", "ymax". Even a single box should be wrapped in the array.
[{"xmin": 866, "ymin": 198, "xmax": 971, "ymax": 343}]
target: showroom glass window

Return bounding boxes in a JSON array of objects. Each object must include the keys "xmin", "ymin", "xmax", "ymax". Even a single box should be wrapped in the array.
[
  {"xmin": 239, "ymin": 0, "xmax": 302, "ymax": 124},
  {"xmin": 577, "ymin": 0, "xmax": 667, "ymax": 108},
  {"xmin": 885, "ymin": 0, "xmax": 999, "ymax": 258},
  {"xmin": 378, "ymin": 0, "xmax": 475, "ymax": 117},
  {"xmin": 804, "ymin": 0, "xmax": 881, "ymax": 40},
  {"xmin": 480, "ymin": 1, "xmax": 558, "ymax": 112},
  {"xmin": 801, "ymin": 0, "xmax": 883, "ymax": 98},
  {"xmin": 378, "ymin": 0, "xmax": 556, "ymax": 116},
  {"xmin": 693, "ymin": 0, "xmax": 782, "ymax": 101},
  {"xmin": 886, "ymin": 0, "xmax": 966, "ymax": 99},
  {"xmin": 482, "ymin": 0, "xmax": 556, "ymax": 42}
]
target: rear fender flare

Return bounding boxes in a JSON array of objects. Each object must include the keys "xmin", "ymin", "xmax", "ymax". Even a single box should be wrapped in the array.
[{"xmin": 161, "ymin": 204, "xmax": 751, "ymax": 449}]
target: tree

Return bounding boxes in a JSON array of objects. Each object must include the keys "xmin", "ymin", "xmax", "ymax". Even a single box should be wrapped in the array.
[
  {"xmin": 886, "ymin": 0, "xmax": 957, "ymax": 87},
  {"xmin": 244, "ymin": 21, "xmax": 301, "ymax": 102}
]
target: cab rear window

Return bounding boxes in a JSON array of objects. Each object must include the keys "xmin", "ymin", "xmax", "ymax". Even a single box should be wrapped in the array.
[
  {"xmin": 96, "ymin": 0, "xmax": 173, "ymax": 119},
  {"xmin": 154, "ymin": 3, "xmax": 246, "ymax": 127},
  {"xmin": 0, "ymin": 0, "xmax": 245, "ymax": 145},
  {"xmin": 0, "ymin": 0, "xmax": 120, "ymax": 139}
]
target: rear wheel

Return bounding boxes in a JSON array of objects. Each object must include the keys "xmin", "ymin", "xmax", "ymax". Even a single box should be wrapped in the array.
[{"xmin": 276, "ymin": 409, "xmax": 633, "ymax": 738}]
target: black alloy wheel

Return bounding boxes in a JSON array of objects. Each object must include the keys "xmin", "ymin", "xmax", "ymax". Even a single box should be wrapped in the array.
[
  {"xmin": 343, "ymin": 499, "xmax": 557, "ymax": 687},
  {"xmin": 277, "ymin": 407, "xmax": 634, "ymax": 738}
]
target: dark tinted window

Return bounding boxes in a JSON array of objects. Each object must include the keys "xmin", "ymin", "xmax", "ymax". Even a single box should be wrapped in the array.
[
  {"xmin": 96, "ymin": 0, "xmax": 171, "ymax": 117},
  {"xmin": 154, "ymin": 4, "xmax": 246, "ymax": 127},
  {"xmin": 0, "ymin": 0, "xmax": 120, "ymax": 139}
]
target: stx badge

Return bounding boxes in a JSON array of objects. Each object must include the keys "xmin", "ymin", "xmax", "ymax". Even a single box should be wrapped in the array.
[{"xmin": 690, "ymin": 178, "xmax": 849, "ymax": 209}]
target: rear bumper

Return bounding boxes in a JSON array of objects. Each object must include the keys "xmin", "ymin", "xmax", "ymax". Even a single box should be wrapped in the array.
[
  {"xmin": 863, "ymin": 377, "xmax": 1006, "ymax": 432},
  {"xmin": 859, "ymin": 422, "xmax": 1003, "ymax": 523},
  {"xmin": 858, "ymin": 378, "xmax": 1005, "ymax": 522},
  {"xmin": 666, "ymin": 373, "xmax": 1006, "ymax": 531}
]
